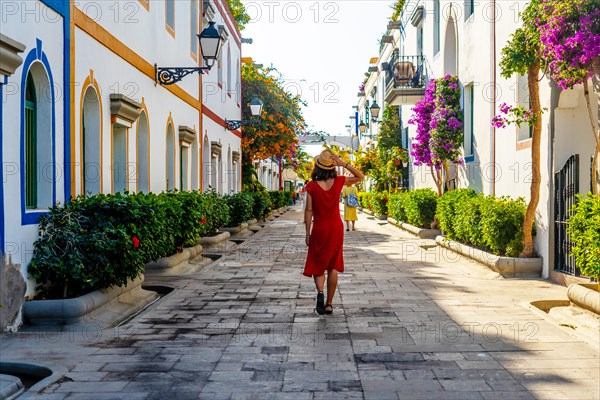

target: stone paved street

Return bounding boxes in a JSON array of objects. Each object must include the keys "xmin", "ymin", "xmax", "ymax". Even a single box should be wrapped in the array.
[{"xmin": 2, "ymin": 206, "xmax": 599, "ymax": 400}]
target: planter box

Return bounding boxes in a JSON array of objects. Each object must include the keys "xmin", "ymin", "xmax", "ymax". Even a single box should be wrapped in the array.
[
  {"xmin": 220, "ymin": 222, "xmax": 248, "ymax": 235},
  {"xmin": 435, "ymin": 236, "xmax": 543, "ymax": 278},
  {"xmin": 145, "ymin": 244, "xmax": 210, "ymax": 275},
  {"xmin": 23, "ymin": 275, "xmax": 157, "ymax": 326},
  {"xmin": 376, "ymin": 214, "xmax": 388, "ymax": 221},
  {"xmin": 362, "ymin": 209, "xmax": 375, "ymax": 216},
  {"xmin": 387, "ymin": 218, "xmax": 441, "ymax": 239},
  {"xmin": 567, "ymin": 283, "xmax": 600, "ymax": 315},
  {"xmin": 198, "ymin": 231, "xmax": 235, "ymax": 252}
]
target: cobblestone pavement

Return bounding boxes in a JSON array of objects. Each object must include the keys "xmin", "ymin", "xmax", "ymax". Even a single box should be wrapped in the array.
[{"xmin": 2, "ymin": 206, "xmax": 599, "ymax": 400}]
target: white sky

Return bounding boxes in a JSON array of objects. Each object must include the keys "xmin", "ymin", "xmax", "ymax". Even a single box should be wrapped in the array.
[{"xmin": 240, "ymin": 0, "xmax": 395, "ymax": 155}]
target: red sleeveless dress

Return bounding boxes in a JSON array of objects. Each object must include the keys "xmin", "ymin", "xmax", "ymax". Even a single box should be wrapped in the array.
[{"xmin": 303, "ymin": 176, "xmax": 345, "ymax": 277}]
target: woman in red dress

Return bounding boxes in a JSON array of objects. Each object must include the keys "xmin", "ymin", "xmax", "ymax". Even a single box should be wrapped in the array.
[{"xmin": 304, "ymin": 150, "xmax": 364, "ymax": 315}]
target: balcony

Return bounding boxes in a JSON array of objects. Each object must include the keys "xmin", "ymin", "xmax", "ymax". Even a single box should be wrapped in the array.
[{"xmin": 384, "ymin": 53, "xmax": 426, "ymax": 106}]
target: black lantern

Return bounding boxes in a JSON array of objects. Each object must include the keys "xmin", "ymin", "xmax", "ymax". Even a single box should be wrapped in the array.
[
  {"xmin": 370, "ymin": 101, "xmax": 381, "ymax": 122},
  {"xmin": 358, "ymin": 121, "xmax": 367, "ymax": 134},
  {"xmin": 155, "ymin": 21, "xmax": 224, "ymax": 85},
  {"xmin": 225, "ymin": 95, "xmax": 264, "ymax": 131},
  {"xmin": 249, "ymin": 95, "xmax": 263, "ymax": 117}
]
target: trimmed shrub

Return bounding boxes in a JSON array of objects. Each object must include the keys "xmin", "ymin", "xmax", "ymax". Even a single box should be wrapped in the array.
[
  {"xmin": 480, "ymin": 196, "xmax": 527, "ymax": 257},
  {"xmin": 28, "ymin": 190, "xmax": 229, "ymax": 299},
  {"xmin": 567, "ymin": 194, "xmax": 600, "ymax": 279},
  {"xmin": 224, "ymin": 192, "xmax": 254, "ymax": 226},
  {"xmin": 372, "ymin": 192, "xmax": 389, "ymax": 216},
  {"xmin": 388, "ymin": 192, "xmax": 407, "ymax": 222},
  {"xmin": 403, "ymin": 188, "xmax": 438, "ymax": 228},
  {"xmin": 247, "ymin": 190, "xmax": 271, "ymax": 220},
  {"xmin": 436, "ymin": 189, "xmax": 477, "ymax": 238},
  {"xmin": 283, "ymin": 190, "xmax": 293, "ymax": 206},
  {"xmin": 269, "ymin": 190, "xmax": 287, "ymax": 209},
  {"xmin": 358, "ymin": 192, "xmax": 373, "ymax": 210},
  {"xmin": 453, "ymin": 193, "xmax": 489, "ymax": 248}
]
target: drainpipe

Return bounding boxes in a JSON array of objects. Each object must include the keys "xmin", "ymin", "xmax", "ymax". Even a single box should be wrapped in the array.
[{"xmin": 491, "ymin": 0, "xmax": 497, "ymax": 195}]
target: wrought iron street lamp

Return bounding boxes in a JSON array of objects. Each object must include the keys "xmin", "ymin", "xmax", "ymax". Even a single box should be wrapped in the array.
[
  {"xmin": 358, "ymin": 120, "xmax": 367, "ymax": 134},
  {"xmin": 370, "ymin": 101, "xmax": 381, "ymax": 123},
  {"xmin": 155, "ymin": 21, "xmax": 223, "ymax": 85},
  {"xmin": 225, "ymin": 95, "xmax": 263, "ymax": 130}
]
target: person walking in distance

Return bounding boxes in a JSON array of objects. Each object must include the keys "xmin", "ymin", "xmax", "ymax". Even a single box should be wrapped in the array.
[
  {"xmin": 303, "ymin": 150, "xmax": 364, "ymax": 315},
  {"xmin": 342, "ymin": 183, "xmax": 359, "ymax": 231}
]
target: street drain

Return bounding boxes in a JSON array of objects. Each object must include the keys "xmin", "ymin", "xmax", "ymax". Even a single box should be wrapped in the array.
[{"xmin": 116, "ymin": 286, "xmax": 175, "ymax": 327}]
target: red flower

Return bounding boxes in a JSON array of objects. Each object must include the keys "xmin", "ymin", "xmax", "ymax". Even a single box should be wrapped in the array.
[
  {"xmin": 132, "ymin": 236, "xmax": 140, "ymax": 248},
  {"xmin": 200, "ymin": 217, "xmax": 207, "ymax": 225},
  {"xmin": 385, "ymin": 197, "xmax": 389, "ymax": 201}
]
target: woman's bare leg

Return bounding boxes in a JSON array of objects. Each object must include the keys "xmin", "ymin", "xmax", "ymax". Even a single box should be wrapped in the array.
[
  {"xmin": 326, "ymin": 269, "xmax": 338, "ymax": 307},
  {"xmin": 314, "ymin": 274, "xmax": 325, "ymax": 293}
]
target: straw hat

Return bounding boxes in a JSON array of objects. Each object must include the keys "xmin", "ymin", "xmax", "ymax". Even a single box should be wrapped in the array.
[{"xmin": 314, "ymin": 149, "xmax": 336, "ymax": 170}]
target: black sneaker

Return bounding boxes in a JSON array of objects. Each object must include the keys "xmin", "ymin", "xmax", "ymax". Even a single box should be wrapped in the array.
[{"xmin": 315, "ymin": 292, "xmax": 325, "ymax": 315}]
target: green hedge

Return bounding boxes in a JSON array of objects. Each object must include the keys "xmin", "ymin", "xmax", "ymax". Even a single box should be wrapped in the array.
[
  {"xmin": 246, "ymin": 190, "xmax": 272, "ymax": 220},
  {"xmin": 268, "ymin": 190, "xmax": 289, "ymax": 209},
  {"xmin": 388, "ymin": 193, "xmax": 407, "ymax": 222},
  {"xmin": 28, "ymin": 190, "xmax": 229, "ymax": 299},
  {"xmin": 437, "ymin": 191, "xmax": 529, "ymax": 257},
  {"xmin": 358, "ymin": 192, "xmax": 373, "ymax": 210},
  {"xmin": 567, "ymin": 194, "xmax": 600, "ymax": 279},
  {"xmin": 224, "ymin": 192, "xmax": 254, "ymax": 226},
  {"xmin": 372, "ymin": 192, "xmax": 389, "ymax": 216},
  {"xmin": 436, "ymin": 189, "xmax": 476, "ymax": 238},
  {"xmin": 388, "ymin": 189, "xmax": 437, "ymax": 228},
  {"xmin": 403, "ymin": 189, "xmax": 438, "ymax": 229}
]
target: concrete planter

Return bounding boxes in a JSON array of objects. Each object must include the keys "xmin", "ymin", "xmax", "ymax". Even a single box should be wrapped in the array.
[
  {"xmin": 199, "ymin": 231, "xmax": 230, "ymax": 246},
  {"xmin": 145, "ymin": 244, "xmax": 209, "ymax": 275},
  {"xmin": 198, "ymin": 231, "xmax": 234, "ymax": 251},
  {"xmin": 567, "ymin": 283, "xmax": 600, "ymax": 315},
  {"xmin": 387, "ymin": 218, "xmax": 441, "ymax": 239},
  {"xmin": 22, "ymin": 275, "xmax": 157, "ymax": 326},
  {"xmin": 220, "ymin": 222, "xmax": 248, "ymax": 235},
  {"xmin": 362, "ymin": 209, "xmax": 375, "ymax": 216},
  {"xmin": 435, "ymin": 236, "xmax": 542, "ymax": 278},
  {"xmin": 376, "ymin": 214, "xmax": 388, "ymax": 221}
]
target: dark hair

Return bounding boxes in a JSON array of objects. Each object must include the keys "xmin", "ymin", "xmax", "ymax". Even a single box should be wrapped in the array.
[{"xmin": 311, "ymin": 166, "xmax": 337, "ymax": 181}]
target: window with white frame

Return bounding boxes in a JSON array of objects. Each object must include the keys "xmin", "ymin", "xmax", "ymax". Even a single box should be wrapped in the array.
[
  {"xmin": 517, "ymin": 74, "xmax": 532, "ymax": 141},
  {"xmin": 191, "ymin": 0, "xmax": 198, "ymax": 57},
  {"xmin": 166, "ymin": 0, "xmax": 175, "ymax": 35}
]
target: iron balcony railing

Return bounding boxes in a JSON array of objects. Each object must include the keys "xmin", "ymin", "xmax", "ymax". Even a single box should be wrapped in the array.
[{"xmin": 384, "ymin": 52, "xmax": 426, "ymax": 90}]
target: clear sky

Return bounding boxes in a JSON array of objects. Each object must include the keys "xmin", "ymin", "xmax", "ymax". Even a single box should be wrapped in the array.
[{"xmin": 240, "ymin": 0, "xmax": 395, "ymax": 154}]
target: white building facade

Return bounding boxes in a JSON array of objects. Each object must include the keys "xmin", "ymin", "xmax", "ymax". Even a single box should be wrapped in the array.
[
  {"xmin": 359, "ymin": 0, "xmax": 598, "ymax": 281},
  {"xmin": 1, "ymin": 0, "xmax": 242, "ymax": 296}
]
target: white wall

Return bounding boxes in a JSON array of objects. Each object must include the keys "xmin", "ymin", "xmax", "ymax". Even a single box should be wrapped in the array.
[{"xmin": 1, "ymin": 2, "xmax": 66, "ymax": 294}]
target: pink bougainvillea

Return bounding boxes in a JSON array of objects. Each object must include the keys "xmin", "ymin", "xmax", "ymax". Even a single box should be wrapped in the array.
[
  {"xmin": 537, "ymin": 0, "xmax": 600, "ymax": 89},
  {"xmin": 409, "ymin": 75, "xmax": 463, "ymax": 170},
  {"xmin": 408, "ymin": 79, "xmax": 437, "ymax": 168}
]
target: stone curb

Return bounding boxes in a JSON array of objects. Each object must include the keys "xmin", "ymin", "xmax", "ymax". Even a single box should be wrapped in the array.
[
  {"xmin": 22, "ymin": 276, "xmax": 156, "ymax": 326},
  {"xmin": 567, "ymin": 283, "xmax": 600, "ymax": 315},
  {"xmin": 387, "ymin": 217, "xmax": 441, "ymax": 239},
  {"xmin": 145, "ymin": 244, "xmax": 203, "ymax": 270},
  {"xmin": 198, "ymin": 231, "xmax": 231, "ymax": 246},
  {"xmin": 246, "ymin": 219, "xmax": 258, "ymax": 226},
  {"xmin": 435, "ymin": 236, "xmax": 543, "ymax": 278},
  {"xmin": 0, "ymin": 361, "xmax": 67, "ymax": 400}
]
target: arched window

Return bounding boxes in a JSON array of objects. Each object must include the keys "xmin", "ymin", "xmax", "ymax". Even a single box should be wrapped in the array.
[
  {"xmin": 217, "ymin": 49, "xmax": 223, "ymax": 86},
  {"xmin": 202, "ymin": 136, "xmax": 210, "ymax": 191},
  {"xmin": 191, "ymin": 139, "xmax": 199, "ymax": 190},
  {"xmin": 82, "ymin": 86, "xmax": 101, "ymax": 195},
  {"xmin": 226, "ymin": 45, "xmax": 232, "ymax": 92},
  {"xmin": 166, "ymin": 123, "xmax": 176, "ymax": 190},
  {"xmin": 25, "ymin": 73, "xmax": 37, "ymax": 208},
  {"xmin": 24, "ymin": 63, "xmax": 53, "ymax": 210},
  {"xmin": 227, "ymin": 149, "xmax": 232, "ymax": 193},
  {"xmin": 137, "ymin": 111, "xmax": 149, "ymax": 192}
]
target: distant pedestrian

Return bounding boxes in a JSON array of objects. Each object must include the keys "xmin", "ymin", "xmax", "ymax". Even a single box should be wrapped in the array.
[
  {"xmin": 303, "ymin": 150, "xmax": 364, "ymax": 315},
  {"xmin": 342, "ymin": 184, "xmax": 359, "ymax": 231}
]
